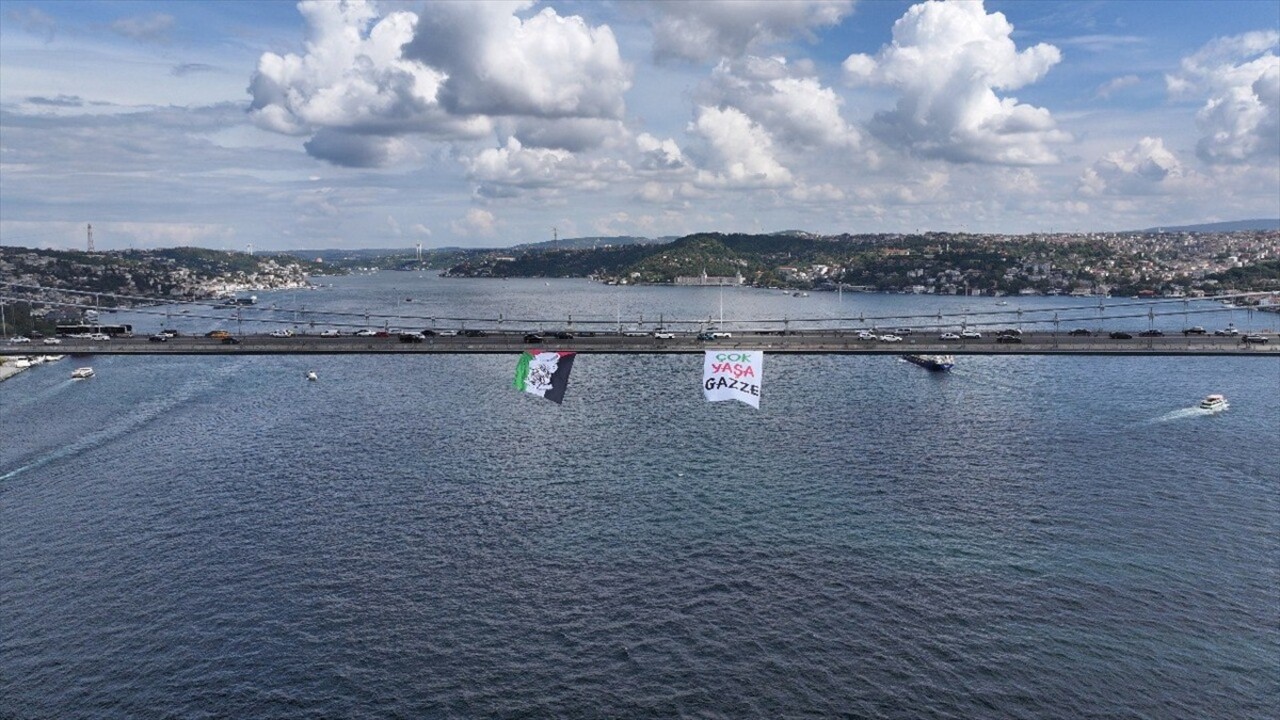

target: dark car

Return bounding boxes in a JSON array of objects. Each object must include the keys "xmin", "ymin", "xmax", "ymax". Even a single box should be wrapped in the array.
[
  {"xmin": 1138, "ymin": 329, "xmax": 1164, "ymax": 337},
  {"xmin": 420, "ymin": 329, "xmax": 437, "ymax": 336},
  {"xmin": 148, "ymin": 334, "xmax": 169, "ymax": 342},
  {"xmin": 697, "ymin": 332, "xmax": 715, "ymax": 341},
  {"xmin": 1182, "ymin": 326, "xmax": 1206, "ymax": 335},
  {"xmin": 1110, "ymin": 331, "xmax": 1133, "ymax": 339},
  {"xmin": 996, "ymin": 334, "xmax": 1022, "ymax": 343},
  {"xmin": 221, "ymin": 336, "xmax": 241, "ymax": 345},
  {"xmin": 1068, "ymin": 328, "xmax": 1092, "ymax": 336},
  {"xmin": 462, "ymin": 329, "xmax": 487, "ymax": 337},
  {"xmin": 999, "ymin": 328, "xmax": 1023, "ymax": 336},
  {"xmin": 398, "ymin": 332, "xmax": 424, "ymax": 343},
  {"xmin": 553, "ymin": 331, "xmax": 574, "ymax": 340},
  {"xmin": 523, "ymin": 333, "xmax": 544, "ymax": 343},
  {"xmin": 1242, "ymin": 334, "xmax": 1269, "ymax": 344}
]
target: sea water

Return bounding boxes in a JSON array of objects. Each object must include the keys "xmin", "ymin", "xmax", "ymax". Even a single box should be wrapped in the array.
[{"xmin": 2, "ymin": 275, "xmax": 1277, "ymax": 718}]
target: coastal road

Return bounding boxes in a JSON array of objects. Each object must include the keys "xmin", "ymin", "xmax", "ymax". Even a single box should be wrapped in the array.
[{"xmin": 6, "ymin": 331, "xmax": 1277, "ymax": 356}]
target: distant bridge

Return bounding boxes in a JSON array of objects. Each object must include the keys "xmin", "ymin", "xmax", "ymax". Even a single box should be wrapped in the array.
[{"xmin": 3, "ymin": 331, "xmax": 1275, "ymax": 357}]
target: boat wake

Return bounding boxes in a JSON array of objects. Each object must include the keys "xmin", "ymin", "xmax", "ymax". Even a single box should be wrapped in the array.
[
  {"xmin": 1149, "ymin": 407, "xmax": 1216, "ymax": 424},
  {"xmin": 1, "ymin": 359, "xmax": 249, "ymax": 483}
]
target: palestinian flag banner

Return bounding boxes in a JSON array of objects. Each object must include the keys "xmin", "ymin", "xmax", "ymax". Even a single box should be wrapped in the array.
[
  {"xmin": 513, "ymin": 350, "xmax": 576, "ymax": 404},
  {"xmin": 702, "ymin": 350, "xmax": 762, "ymax": 408}
]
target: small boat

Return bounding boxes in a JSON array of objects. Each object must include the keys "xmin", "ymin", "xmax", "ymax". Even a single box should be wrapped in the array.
[
  {"xmin": 71, "ymin": 367, "xmax": 95, "ymax": 379},
  {"xmin": 902, "ymin": 354, "xmax": 955, "ymax": 371},
  {"xmin": 1198, "ymin": 394, "xmax": 1228, "ymax": 412},
  {"xmin": 306, "ymin": 371, "xmax": 318, "ymax": 381}
]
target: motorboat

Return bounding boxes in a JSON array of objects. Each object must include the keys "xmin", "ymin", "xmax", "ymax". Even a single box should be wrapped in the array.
[
  {"xmin": 306, "ymin": 371, "xmax": 318, "ymax": 381},
  {"xmin": 1198, "ymin": 394, "xmax": 1228, "ymax": 412},
  {"xmin": 71, "ymin": 367, "xmax": 95, "ymax": 379},
  {"xmin": 902, "ymin": 354, "xmax": 955, "ymax": 371}
]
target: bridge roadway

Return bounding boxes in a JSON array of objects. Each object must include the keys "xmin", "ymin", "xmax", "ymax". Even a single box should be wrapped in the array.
[{"xmin": 5, "ymin": 331, "xmax": 1277, "ymax": 356}]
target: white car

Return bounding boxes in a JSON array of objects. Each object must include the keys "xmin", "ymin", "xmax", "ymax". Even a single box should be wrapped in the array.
[
  {"xmin": 653, "ymin": 331, "xmax": 675, "ymax": 339},
  {"xmin": 42, "ymin": 337, "xmax": 63, "ymax": 345},
  {"xmin": 711, "ymin": 332, "xmax": 732, "ymax": 339},
  {"xmin": 939, "ymin": 332, "xmax": 960, "ymax": 341},
  {"xmin": 879, "ymin": 334, "xmax": 903, "ymax": 343},
  {"xmin": 437, "ymin": 330, "xmax": 458, "ymax": 337},
  {"xmin": 269, "ymin": 329, "xmax": 295, "ymax": 338},
  {"xmin": 319, "ymin": 329, "xmax": 341, "ymax": 337},
  {"xmin": 87, "ymin": 333, "xmax": 111, "ymax": 341},
  {"xmin": 960, "ymin": 330, "xmax": 982, "ymax": 339},
  {"xmin": 856, "ymin": 331, "xmax": 877, "ymax": 340},
  {"xmin": 353, "ymin": 329, "xmax": 378, "ymax": 337},
  {"xmin": 8, "ymin": 336, "xmax": 32, "ymax": 344}
]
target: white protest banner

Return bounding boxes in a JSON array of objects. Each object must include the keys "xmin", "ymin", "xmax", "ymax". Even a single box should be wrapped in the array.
[{"xmin": 702, "ymin": 350, "xmax": 762, "ymax": 408}]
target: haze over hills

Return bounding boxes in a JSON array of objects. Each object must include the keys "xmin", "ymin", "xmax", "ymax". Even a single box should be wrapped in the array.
[{"xmin": 1139, "ymin": 219, "xmax": 1280, "ymax": 233}]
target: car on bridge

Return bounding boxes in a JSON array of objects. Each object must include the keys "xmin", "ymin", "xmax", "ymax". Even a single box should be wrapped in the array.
[
  {"xmin": 320, "ymin": 329, "xmax": 341, "ymax": 337},
  {"xmin": 1069, "ymin": 328, "xmax": 1092, "ymax": 336},
  {"xmin": 398, "ymin": 332, "xmax": 425, "ymax": 343},
  {"xmin": 1242, "ymin": 334, "xmax": 1269, "ymax": 344},
  {"xmin": 1138, "ymin": 329, "xmax": 1164, "ymax": 337},
  {"xmin": 221, "ymin": 336, "xmax": 241, "ymax": 345},
  {"xmin": 206, "ymin": 330, "xmax": 230, "ymax": 339},
  {"xmin": 960, "ymin": 330, "xmax": 982, "ymax": 339},
  {"xmin": 996, "ymin": 334, "xmax": 1022, "ymax": 344},
  {"xmin": 856, "ymin": 331, "xmax": 877, "ymax": 340},
  {"xmin": 523, "ymin": 333, "xmax": 544, "ymax": 343},
  {"xmin": 1183, "ymin": 326, "xmax": 1207, "ymax": 335},
  {"xmin": 939, "ymin": 332, "xmax": 960, "ymax": 341},
  {"xmin": 553, "ymin": 331, "xmax": 574, "ymax": 340},
  {"xmin": 270, "ymin": 329, "xmax": 295, "ymax": 338},
  {"xmin": 878, "ymin": 334, "xmax": 903, "ymax": 343},
  {"xmin": 653, "ymin": 331, "xmax": 675, "ymax": 339},
  {"xmin": 696, "ymin": 332, "xmax": 715, "ymax": 341},
  {"xmin": 1110, "ymin": 331, "xmax": 1133, "ymax": 339},
  {"xmin": 148, "ymin": 334, "xmax": 168, "ymax": 342},
  {"xmin": 354, "ymin": 329, "xmax": 378, "ymax": 337},
  {"xmin": 42, "ymin": 337, "xmax": 62, "ymax": 345},
  {"xmin": 7, "ymin": 336, "xmax": 32, "ymax": 344},
  {"xmin": 1214, "ymin": 327, "xmax": 1239, "ymax": 336}
]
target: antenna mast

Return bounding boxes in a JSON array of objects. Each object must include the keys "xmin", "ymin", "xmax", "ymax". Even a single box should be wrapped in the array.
[{"xmin": 87, "ymin": 223, "xmax": 94, "ymax": 253}]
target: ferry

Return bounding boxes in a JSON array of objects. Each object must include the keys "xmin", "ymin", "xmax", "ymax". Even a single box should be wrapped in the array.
[
  {"xmin": 1198, "ymin": 394, "xmax": 1228, "ymax": 412},
  {"xmin": 902, "ymin": 354, "xmax": 955, "ymax": 372}
]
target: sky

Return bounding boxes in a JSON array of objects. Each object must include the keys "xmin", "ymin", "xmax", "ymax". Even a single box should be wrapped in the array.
[{"xmin": 1, "ymin": 0, "xmax": 1277, "ymax": 251}]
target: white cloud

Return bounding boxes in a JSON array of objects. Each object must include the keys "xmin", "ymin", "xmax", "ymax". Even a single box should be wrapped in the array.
[
  {"xmin": 406, "ymin": 1, "xmax": 631, "ymax": 119},
  {"xmin": 636, "ymin": 133, "xmax": 688, "ymax": 171},
  {"xmin": 411, "ymin": 223, "xmax": 432, "ymax": 237},
  {"xmin": 688, "ymin": 105, "xmax": 792, "ymax": 188},
  {"xmin": 1167, "ymin": 31, "xmax": 1279, "ymax": 164},
  {"xmin": 109, "ymin": 13, "xmax": 175, "ymax": 44},
  {"xmin": 706, "ymin": 56, "xmax": 861, "ymax": 150},
  {"xmin": 1078, "ymin": 137, "xmax": 1186, "ymax": 196},
  {"xmin": 1095, "ymin": 74, "xmax": 1141, "ymax": 99},
  {"xmin": 451, "ymin": 207, "xmax": 498, "ymax": 237},
  {"xmin": 843, "ymin": 0, "xmax": 1068, "ymax": 165},
  {"xmin": 247, "ymin": 0, "xmax": 490, "ymax": 165},
  {"xmin": 465, "ymin": 137, "xmax": 572, "ymax": 188},
  {"xmin": 648, "ymin": 0, "xmax": 854, "ymax": 63}
]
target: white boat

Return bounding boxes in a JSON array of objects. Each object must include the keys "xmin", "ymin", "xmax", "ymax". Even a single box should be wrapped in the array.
[
  {"xmin": 71, "ymin": 367, "xmax": 95, "ymax": 379},
  {"xmin": 1198, "ymin": 394, "xmax": 1228, "ymax": 412},
  {"xmin": 306, "ymin": 371, "xmax": 318, "ymax": 381},
  {"xmin": 903, "ymin": 354, "xmax": 955, "ymax": 371}
]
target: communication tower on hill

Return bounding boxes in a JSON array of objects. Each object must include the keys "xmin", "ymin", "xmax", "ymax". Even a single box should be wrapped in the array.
[{"xmin": 86, "ymin": 223, "xmax": 94, "ymax": 253}]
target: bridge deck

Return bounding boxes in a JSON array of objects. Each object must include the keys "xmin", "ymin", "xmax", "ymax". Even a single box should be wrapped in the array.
[{"xmin": 4, "ymin": 331, "xmax": 1276, "ymax": 356}]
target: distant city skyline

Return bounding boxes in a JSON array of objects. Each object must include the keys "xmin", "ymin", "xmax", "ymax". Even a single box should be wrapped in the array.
[{"xmin": 1, "ymin": 0, "xmax": 1277, "ymax": 251}]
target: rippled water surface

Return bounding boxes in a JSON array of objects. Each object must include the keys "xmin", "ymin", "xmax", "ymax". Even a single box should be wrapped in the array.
[{"xmin": 2, "ymin": 276, "xmax": 1278, "ymax": 718}]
